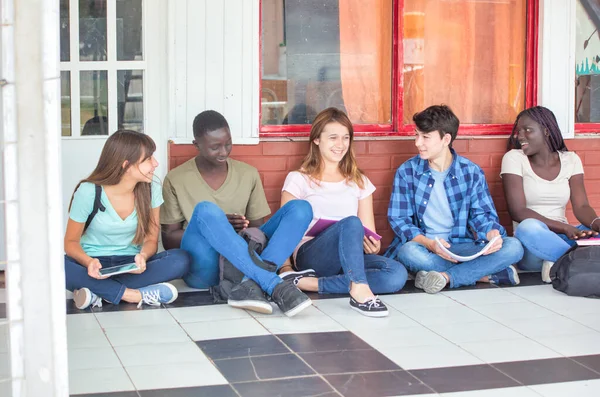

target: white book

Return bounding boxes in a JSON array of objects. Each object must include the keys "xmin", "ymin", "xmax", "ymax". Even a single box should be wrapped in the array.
[{"xmin": 435, "ymin": 236, "xmax": 501, "ymax": 262}]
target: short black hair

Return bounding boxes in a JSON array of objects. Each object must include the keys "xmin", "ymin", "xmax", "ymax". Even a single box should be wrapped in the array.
[
  {"xmin": 192, "ymin": 110, "xmax": 230, "ymax": 139},
  {"xmin": 413, "ymin": 105, "xmax": 460, "ymax": 146}
]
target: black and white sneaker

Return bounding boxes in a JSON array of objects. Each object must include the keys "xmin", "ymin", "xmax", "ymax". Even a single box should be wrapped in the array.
[
  {"xmin": 271, "ymin": 281, "xmax": 312, "ymax": 317},
  {"xmin": 228, "ymin": 279, "xmax": 273, "ymax": 314},
  {"xmin": 279, "ymin": 269, "xmax": 317, "ymax": 286},
  {"xmin": 349, "ymin": 296, "xmax": 388, "ymax": 317}
]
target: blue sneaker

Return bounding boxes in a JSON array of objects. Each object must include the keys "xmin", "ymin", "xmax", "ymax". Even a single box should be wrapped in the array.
[
  {"xmin": 137, "ymin": 283, "xmax": 178, "ymax": 308},
  {"xmin": 489, "ymin": 265, "xmax": 520, "ymax": 285}
]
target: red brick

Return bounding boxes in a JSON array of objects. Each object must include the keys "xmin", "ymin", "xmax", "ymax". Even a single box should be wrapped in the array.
[
  {"xmin": 231, "ymin": 144, "xmax": 263, "ymax": 156},
  {"xmin": 467, "ymin": 139, "xmax": 507, "ymax": 153},
  {"xmin": 462, "ymin": 154, "xmax": 492, "ymax": 168},
  {"xmin": 391, "ymin": 155, "xmax": 415, "ymax": 169},
  {"xmin": 353, "ymin": 141, "xmax": 368, "ymax": 155},
  {"xmin": 357, "ymin": 156, "xmax": 391, "ymax": 170},
  {"xmin": 241, "ymin": 157, "xmax": 287, "ymax": 171},
  {"xmin": 488, "ymin": 181, "xmax": 504, "ymax": 197},
  {"xmin": 262, "ymin": 172, "xmax": 287, "ymax": 188},
  {"xmin": 480, "ymin": 168, "xmax": 501, "ymax": 181},
  {"xmin": 368, "ymin": 140, "xmax": 417, "ymax": 155},
  {"xmin": 490, "ymin": 154, "xmax": 505, "ymax": 169},
  {"xmin": 264, "ymin": 188, "xmax": 282, "ymax": 203},
  {"xmin": 287, "ymin": 156, "xmax": 305, "ymax": 171},
  {"xmin": 262, "ymin": 141, "xmax": 309, "ymax": 156},
  {"xmin": 585, "ymin": 181, "xmax": 600, "ymax": 195},
  {"xmin": 373, "ymin": 186, "xmax": 392, "ymax": 201},
  {"xmin": 373, "ymin": 200, "xmax": 389, "ymax": 215},
  {"xmin": 452, "ymin": 140, "xmax": 469, "ymax": 152},
  {"xmin": 585, "ymin": 152, "xmax": 600, "ymax": 165},
  {"xmin": 365, "ymin": 170, "xmax": 395, "ymax": 186},
  {"xmin": 565, "ymin": 138, "xmax": 600, "ymax": 151},
  {"xmin": 583, "ymin": 166, "xmax": 600, "ymax": 180}
]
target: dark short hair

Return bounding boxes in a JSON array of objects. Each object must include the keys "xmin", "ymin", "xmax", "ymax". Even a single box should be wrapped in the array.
[
  {"xmin": 413, "ymin": 105, "xmax": 460, "ymax": 146},
  {"xmin": 192, "ymin": 110, "xmax": 230, "ymax": 139},
  {"xmin": 507, "ymin": 106, "xmax": 568, "ymax": 152}
]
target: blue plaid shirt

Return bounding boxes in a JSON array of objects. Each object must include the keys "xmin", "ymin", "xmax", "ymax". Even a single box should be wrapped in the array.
[{"xmin": 385, "ymin": 149, "xmax": 505, "ymax": 259}]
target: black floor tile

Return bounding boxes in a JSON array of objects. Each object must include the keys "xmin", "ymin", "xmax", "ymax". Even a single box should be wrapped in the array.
[
  {"xmin": 232, "ymin": 376, "xmax": 337, "ymax": 397},
  {"xmin": 499, "ymin": 272, "xmax": 545, "ymax": 287},
  {"xmin": 410, "ymin": 364, "xmax": 519, "ymax": 393},
  {"xmin": 139, "ymin": 385, "xmax": 237, "ymax": 397},
  {"xmin": 66, "ymin": 300, "xmax": 92, "ymax": 315},
  {"xmin": 197, "ymin": 335, "xmax": 289, "ymax": 360},
  {"xmin": 277, "ymin": 331, "xmax": 372, "ymax": 353},
  {"xmin": 300, "ymin": 349, "xmax": 400, "ymax": 374},
  {"xmin": 215, "ymin": 353, "xmax": 315, "ymax": 383},
  {"xmin": 71, "ymin": 392, "xmax": 139, "ymax": 397},
  {"xmin": 326, "ymin": 371, "xmax": 434, "ymax": 397},
  {"xmin": 90, "ymin": 301, "xmax": 163, "ymax": 312},
  {"xmin": 572, "ymin": 354, "xmax": 600, "ymax": 374},
  {"xmin": 164, "ymin": 291, "xmax": 215, "ymax": 308},
  {"xmin": 494, "ymin": 357, "xmax": 600, "ymax": 386}
]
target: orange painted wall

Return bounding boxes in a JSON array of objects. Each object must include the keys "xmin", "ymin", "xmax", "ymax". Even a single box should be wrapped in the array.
[{"xmin": 169, "ymin": 138, "xmax": 600, "ymax": 249}]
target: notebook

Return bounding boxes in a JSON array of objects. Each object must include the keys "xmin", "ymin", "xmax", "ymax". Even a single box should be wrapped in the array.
[
  {"xmin": 576, "ymin": 237, "xmax": 600, "ymax": 246},
  {"xmin": 434, "ymin": 235, "xmax": 501, "ymax": 262},
  {"xmin": 305, "ymin": 218, "xmax": 382, "ymax": 241}
]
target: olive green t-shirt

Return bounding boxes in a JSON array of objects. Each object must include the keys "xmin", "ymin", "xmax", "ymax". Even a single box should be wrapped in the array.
[{"xmin": 160, "ymin": 158, "xmax": 271, "ymax": 228}]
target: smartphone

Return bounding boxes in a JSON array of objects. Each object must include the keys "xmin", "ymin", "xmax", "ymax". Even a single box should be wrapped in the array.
[{"xmin": 99, "ymin": 263, "xmax": 139, "ymax": 277}]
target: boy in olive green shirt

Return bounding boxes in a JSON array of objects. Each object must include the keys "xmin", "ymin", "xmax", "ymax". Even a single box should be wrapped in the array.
[{"xmin": 160, "ymin": 110, "xmax": 314, "ymax": 317}]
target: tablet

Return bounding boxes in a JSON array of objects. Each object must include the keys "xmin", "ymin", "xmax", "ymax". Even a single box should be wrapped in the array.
[
  {"xmin": 306, "ymin": 218, "xmax": 382, "ymax": 241},
  {"xmin": 99, "ymin": 263, "xmax": 139, "ymax": 277}
]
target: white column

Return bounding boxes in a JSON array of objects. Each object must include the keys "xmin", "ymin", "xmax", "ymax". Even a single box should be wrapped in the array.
[
  {"xmin": 538, "ymin": 0, "xmax": 577, "ymax": 138},
  {"xmin": 2, "ymin": 0, "xmax": 68, "ymax": 395}
]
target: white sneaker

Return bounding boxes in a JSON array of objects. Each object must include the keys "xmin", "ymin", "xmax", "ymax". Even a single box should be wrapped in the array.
[
  {"xmin": 73, "ymin": 288, "xmax": 103, "ymax": 310},
  {"xmin": 541, "ymin": 261, "xmax": 554, "ymax": 284},
  {"xmin": 414, "ymin": 271, "xmax": 428, "ymax": 290}
]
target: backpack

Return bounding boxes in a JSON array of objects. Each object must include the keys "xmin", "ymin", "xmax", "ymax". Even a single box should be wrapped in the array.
[
  {"xmin": 84, "ymin": 184, "xmax": 106, "ymax": 233},
  {"xmin": 550, "ymin": 245, "xmax": 600, "ymax": 298},
  {"xmin": 210, "ymin": 227, "xmax": 276, "ymax": 303}
]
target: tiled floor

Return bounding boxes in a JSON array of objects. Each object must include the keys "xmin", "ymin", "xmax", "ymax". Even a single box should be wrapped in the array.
[{"xmin": 2, "ymin": 274, "xmax": 600, "ymax": 396}]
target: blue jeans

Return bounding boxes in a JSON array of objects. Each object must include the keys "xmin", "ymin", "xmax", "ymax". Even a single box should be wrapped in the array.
[
  {"xmin": 295, "ymin": 216, "xmax": 408, "ymax": 294},
  {"xmin": 64, "ymin": 249, "xmax": 191, "ymax": 304},
  {"xmin": 180, "ymin": 200, "xmax": 313, "ymax": 295},
  {"xmin": 393, "ymin": 237, "xmax": 524, "ymax": 288},
  {"xmin": 515, "ymin": 218, "xmax": 588, "ymax": 271}
]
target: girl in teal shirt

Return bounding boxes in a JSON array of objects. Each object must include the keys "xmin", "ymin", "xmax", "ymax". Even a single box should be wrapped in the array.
[{"xmin": 64, "ymin": 130, "xmax": 190, "ymax": 309}]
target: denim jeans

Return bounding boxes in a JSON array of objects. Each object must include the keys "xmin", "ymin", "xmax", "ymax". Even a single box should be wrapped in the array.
[
  {"xmin": 393, "ymin": 237, "xmax": 524, "ymax": 288},
  {"xmin": 64, "ymin": 249, "xmax": 191, "ymax": 304},
  {"xmin": 181, "ymin": 200, "xmax": 313, "ymax": 295},
  {"xmin": 514, "ymin": 218, "xmax": 588, "ymax": 271},
  {"xmin": 295, "ymin": 216, "xmax": 408, "ymax": 294}
]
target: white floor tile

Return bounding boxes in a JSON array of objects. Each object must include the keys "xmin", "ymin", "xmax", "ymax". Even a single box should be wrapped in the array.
[
  {"xmin": 115, "ymin": 341, "xmax": 209, "ymax": 367},
  {"xmin": 67, "ymin": 326, "xmax": 111, "ymax": 350},
  {"xmin": 181, "ymin": 318, "xmax": 269, "ymax": 341},
  {"xmin": 68, "ymin": 347, "xmax": 121, "ymax": 371},
  {"xmin": 505, "ymin": 285, "xmax": 561, "ymax": 299},
  {"xmin": 250, "ymin": 303, "xmax": 323, "ymax": 318},
  {"xmin": 535, "ymin": 332, "xmax": 600, "ymax": 356},
  {"xmin": 426, "ymin": 321, "xmax": 524, "ymax": 344},
  {"xmin": 168, "ymin": 304, "xmax": 252, "ymax": 323},
  {"xmin": 68, "ymin": 367, "xmax": 135, "ymax": 395},
  {"xmin": 311, "ymin": 298, "xmax": 356, "ymax": 316},
  {"xmin": 329, "ymin": 310, "xmax": 420, "ymax": 331},
  {"xmin": 104, "ymin": 324, "xmax": 190, "ymax": 346},
  {"xmin": 67, "ymin": 313, "xmax": 100, "ymax": 330},
  {"xmin": 399, "ymin": 305, "xmax": 489, "ymax": 327},
  {"xmin": 95, "ymin": 309, "xmax": 177, "ymax": 329},
  {"xmin": 352, "ymin": 326, "xmax": 449, "ymax": 350},
  {"xmin": 383, "ymin": 293, "xmax": 463, "ymax": 310},
  {"xmin": 530, "ymin": 379, "xmax": 600, "ymax": 397},
  {"xmin": 382, "ymin": 342, "xmax": 484, "ymax": 370},
  {"xmin": 501, "ymin": 316, "xmax": 596, "ymax": 339},
  {"xmin": 257, "ymin": 313, "xmax": 346, "ymax": 334},
  {"xmin": 442, "ymin": 288, "xmax": 526, "ymax": 306},
  {"xmin": 441, "ymin": 386, "xmax": 540, "ymax": 396},
  {"xmin": 126, "ymin": 361, "xmax": 227, "ymax": 390},
  {"xmin": 458, "ymin": 338, "xmax": 561, "ymax": 364},
  {"xmin": 565, "ymin": 312, "xmax": 600, "ymax": 332},
  {"xmin": 468, "ymin": 301, "xmax": 556, "ymax": 322}
]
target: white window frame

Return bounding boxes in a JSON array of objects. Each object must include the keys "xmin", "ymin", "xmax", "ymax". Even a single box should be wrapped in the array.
[{"xmin": 60, "ymin": 0, "xmax": 147, "ymax": 139}]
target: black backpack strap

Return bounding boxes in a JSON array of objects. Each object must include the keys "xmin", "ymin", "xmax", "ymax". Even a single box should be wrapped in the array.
[{"xmin": 83, "ymin": 184, "xmax": 106, "ymax": 233}]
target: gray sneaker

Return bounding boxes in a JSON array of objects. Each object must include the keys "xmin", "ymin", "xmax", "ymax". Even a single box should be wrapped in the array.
[
  {"xmin": 228, "ymin": 279, "xmax": 273, "ymax": 314},
  {"xmin": 421, "ymin": 271, "xmax": 447, "ymax": 294},
  {"xmin": 414, "ymin": 271, "xmax": 428, "ymax": 290},
  {"xmin": 271, "ymin": 281, "xmax": 312, "ymax": 317}
]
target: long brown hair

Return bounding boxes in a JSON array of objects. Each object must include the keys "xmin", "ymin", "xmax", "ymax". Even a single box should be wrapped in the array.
[
  {"xmin": 69, "ymin": 130, "xmax": 157, "ymax": 244},
  {"xmin": 299, "ymin": 107, "xmax": 365, "ymax": 189}
]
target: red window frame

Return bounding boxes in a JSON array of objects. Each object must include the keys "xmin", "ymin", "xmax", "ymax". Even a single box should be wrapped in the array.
[{"xmin": 259, "ymin": 0, "xmax": 539, "ymax": 138}]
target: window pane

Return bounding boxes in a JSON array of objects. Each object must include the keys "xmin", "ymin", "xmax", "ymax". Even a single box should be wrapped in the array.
[
  {"xmin": 118, "ymin": 70, "xmax": 144, "ymax": 132},
  {"xmin": 79, "ymin": 0, "xmax": 107, "ymax": 61},
  {"xmin": 261, "ymin": 0, "xmax": 392, "ymax": 126},
  {"xmin": 61, "ymin": 71, "xmax": 71, "ymax": 137},
  {"xmin": 576, "ymin": 0, "xmax": 600, "ymax": 122},
  {"xmin": 60, "ymin": 0, "xmax": 70, "ymax": 62},
  {"xmin": 80, "ymin": 71, "xmax": 108, "ymax": 136},
  {"xmin": 117, "ymin": 0, "xmax": 143, "ymax": 61},
  {"xmin": 403, "ymin": 0, "xmax": 526, "ymax": 124}
]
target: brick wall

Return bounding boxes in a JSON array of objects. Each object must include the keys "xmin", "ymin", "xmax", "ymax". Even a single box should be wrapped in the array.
[{"xmin": 169, "ymin": 137, "xmax": 600, "ymax": 249}]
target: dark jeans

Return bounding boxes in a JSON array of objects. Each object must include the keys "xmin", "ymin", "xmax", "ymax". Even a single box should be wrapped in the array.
[
  {"xmin": 295, "ymin": 216, "xmax": 408, "ymax": 294},
  {"xmin": 64, "ymin": 249, "xmax": 191, "ymax": 304}
]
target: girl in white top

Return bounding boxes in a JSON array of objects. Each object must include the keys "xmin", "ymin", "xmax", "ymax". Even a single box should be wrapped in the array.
[
  {"xmin": 501, "ymin": 106, "xmax": 599, "ymax": 282},
  {"xmin": 280, "ymin": 108, "xmax": 408, "ymax": 317}
]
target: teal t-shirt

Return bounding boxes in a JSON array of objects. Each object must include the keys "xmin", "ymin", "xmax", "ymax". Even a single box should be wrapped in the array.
[{"xmin": 69, "ymin": 182, "xmax": 164, "ymax": 257}]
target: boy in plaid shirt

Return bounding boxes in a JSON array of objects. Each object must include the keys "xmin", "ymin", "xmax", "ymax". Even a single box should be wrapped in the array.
[{"xmin": 385, "ymin": 105, "xmax": 523, "ymax": 293}]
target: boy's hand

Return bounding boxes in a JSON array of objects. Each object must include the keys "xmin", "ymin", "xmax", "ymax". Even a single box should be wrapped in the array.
[
  {"xmin": 363, "ymin": 236, "xmax": 381, "ymax": 255},
  {"xmin": 426, "ymin": 238, "xmax": 458, "ymax": 263},
  {"xmin": 483, "ymin": 229, "xmax": 503, "ymax": 255},
  {"xmin": 226, "ymin": 213, "xmax": 249, "ymax": 232}
]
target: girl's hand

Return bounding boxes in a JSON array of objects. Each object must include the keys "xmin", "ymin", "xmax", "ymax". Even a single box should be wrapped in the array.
[
  {"xmin": 363, "ymin": 236, "xmax": 381, "ymax": 255},
  {"xmin": 563, "ymin": 225, "xmax": 595, "ymax": 240},
  {"xmin": 87, "ymin": 258, "xmax": 104, "ymax": 279},
  {"xmin": 131, "ymin": 253, "xmax": 147, "ymax": 274}
]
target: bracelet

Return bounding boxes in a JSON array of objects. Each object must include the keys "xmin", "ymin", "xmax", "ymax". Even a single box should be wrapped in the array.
[{"xmin": 590, "ymin": 217, "xmax": 600, "ymax": 230}]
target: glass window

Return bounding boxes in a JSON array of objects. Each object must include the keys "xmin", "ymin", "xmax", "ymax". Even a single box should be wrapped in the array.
[
  {"xmin": 60, "ymin": 0, "xmax": 70, "ymax": 62},
  {"xmin": 261, "ymin": 0, "xmax": 393, "ymax": 126},
  {"xmin": 576, "ymin": 0, "xmax": 600, "ymax": 123},
  {"xmin": 79, "ymin": 0, "xmax": 107, "ymax": 62},
  {"xmin": 117, "ymin": 0, "xmax": 143, "ymax": 61},
  {"xmin": 61, "ymin": 71, "xmax": 71, "ymax": 137},
  {"xmin": 403, "ymin": 0, "xmax": 527, "ymax": 125},
  {"xmin": 80, "ymin": 71, "xmax": 108, "ymax": 136},
  {"xmin": 118, "ymin": 70, "xmax": 144, "ymax": 131}
]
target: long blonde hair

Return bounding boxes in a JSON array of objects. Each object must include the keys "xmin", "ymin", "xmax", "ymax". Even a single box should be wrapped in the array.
[
  {"xmin": 299, "ymin": 107, "xmax": 365, "ymax": 189},
  {"xmin": 69, "ymin": 130, "xmax": 157, "ymax": 244}
]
